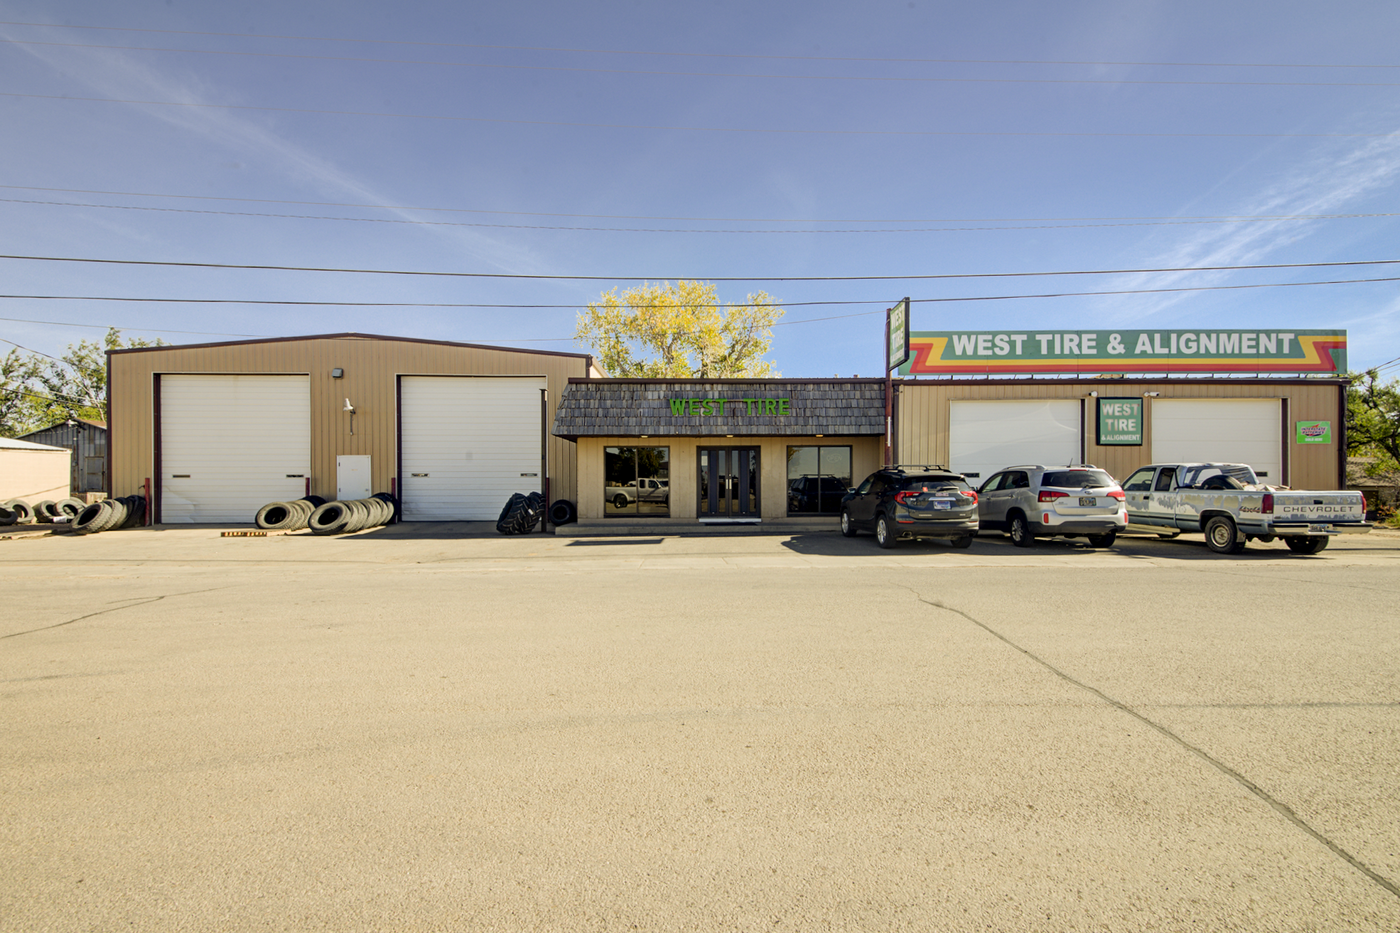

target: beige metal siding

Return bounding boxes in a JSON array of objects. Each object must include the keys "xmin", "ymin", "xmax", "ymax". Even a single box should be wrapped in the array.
[
  {"xmin": 898, "ymin": 380, "xmax": 1345, "ymax": 489},
  {"xmin": 109, "ymin": 336, "xmax": 589, "ymax": 517}
]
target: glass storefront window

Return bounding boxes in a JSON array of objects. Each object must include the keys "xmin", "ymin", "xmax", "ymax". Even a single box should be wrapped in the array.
[
  {"xmin": 786, "ymin": 446, "xmax": 853, "ymax": 515},
  {"xmin": 604, "ymin": 446, "xmax": 670, "ymax": 517}
]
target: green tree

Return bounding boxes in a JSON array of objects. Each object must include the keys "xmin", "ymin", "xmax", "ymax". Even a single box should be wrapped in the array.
[
  {"xmin": 576, "ymin": 281, "xmax": 783, "ymax": 378},
  {"xmin": 1347, "ymin": 369, "xmax": 1400, "ymax": 475},
  {"xmin": 5, "ymin": 329, "xmax": 164, "ymax": 433},
  {"xmin": 0, "ymin": 348, "xmax": 41, "ymax": 436}
]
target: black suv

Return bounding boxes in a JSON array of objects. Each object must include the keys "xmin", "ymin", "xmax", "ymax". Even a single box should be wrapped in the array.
[{"xmin": 840, "ymin": 466, "xmax": 979, "ymax": 548}]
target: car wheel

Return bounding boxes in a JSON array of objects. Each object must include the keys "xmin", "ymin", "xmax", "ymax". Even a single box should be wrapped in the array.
[
  {"xmin": 875, "ymin": 514, "xmax": 896, "ymax": 549},
  {"xmin": 840, "ymin": 511, "xmax": 857, "ymax": 537},
  {"xmin": 1008, "ymin": 513, "xmax": 1033, "ymax": 548},
  {"xmin": 950, "ymin": 534, "xmax": 973, "ymax": 549},
  {"xmin": 612, "ymin": 494, "xmax": 629, "ymax": 509},
  {"xmin": 1086, "ymin": 532, "xmax": 1116, "ymax": 548},
  {"xmin": 1284, "ymin": 536, "xmax": 1328, "ymax": 555},
  {"xmin": 1204, "ymin": 515, "xmax": 1244, "ymax": 554}
]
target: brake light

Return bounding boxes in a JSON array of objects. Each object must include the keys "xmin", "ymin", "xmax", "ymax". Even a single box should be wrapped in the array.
[
  {"xmin": 894, "ymin": 490, "xmax": 916, "ymax": 505},
  {"xmin": 964, "ymin": 490, "xmax": 978, "ymax": 505},
  {"xmin": 1038, "ymin": 490, "xmax": 1068, "ymax": 502},
  {"xmin": 1262, "ymin": 493, "xmax": 1274, "ymax": 514},
  {"xmin": 1362, "ymin": 492, "xmax": 1367, "ymax": 514},
  {"xmin": 1108, "ymin": 489, "xmax": 1125, "ymax": 501}
]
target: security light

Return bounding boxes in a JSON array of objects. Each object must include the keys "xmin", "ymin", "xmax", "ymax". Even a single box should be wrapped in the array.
[{"xmin": 344, "ymin": 398, "xmax": 355, "ymax": 412}]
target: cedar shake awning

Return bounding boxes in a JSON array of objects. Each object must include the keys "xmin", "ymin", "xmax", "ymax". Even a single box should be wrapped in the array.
[{"xmin": 551, "ymin": 378, "xmax": 887, "ymax": 439}]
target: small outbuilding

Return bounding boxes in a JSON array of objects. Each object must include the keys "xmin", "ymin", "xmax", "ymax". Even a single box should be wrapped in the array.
[
  {"xmin": 19, "ymin": 418, "xmax": 107, "ymax": 494},
  {"xmin": 0, "ymin": 437, "xmax": 72, "ymax": 503}
]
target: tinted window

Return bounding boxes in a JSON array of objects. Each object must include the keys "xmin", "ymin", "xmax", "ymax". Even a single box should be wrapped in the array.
[
  {"xmin": 900, "ymin": 476, "xmax": 973, "ymax": 494},
  {"xmin": 1008, "ymin": 471, "xmax": 1030, "ymax": 489},
  {"xmin": 1153, "ymin": 467, "xmax": 1176, "ymax": 492},
  {"xmin": 1041, "ymin": 469, "xmax": 1115, "ymax": 488},
  {"xmin": 979, "ymin": 473, "xmax": 1006, "ymax": 493},
  {"xmin": 1123, "ymin": 468, "xmax": 1154, "ymax": 491}
]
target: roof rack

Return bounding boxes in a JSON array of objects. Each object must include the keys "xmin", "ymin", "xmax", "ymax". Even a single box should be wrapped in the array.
[{"xmin": 891, "ymin": 464, "xmax": 950, "ymax": 472}]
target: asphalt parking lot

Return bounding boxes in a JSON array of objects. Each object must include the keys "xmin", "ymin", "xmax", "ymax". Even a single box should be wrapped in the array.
[{"xmin": 3, "ymin": 525, "xmax": 1399, "ymax": 931}]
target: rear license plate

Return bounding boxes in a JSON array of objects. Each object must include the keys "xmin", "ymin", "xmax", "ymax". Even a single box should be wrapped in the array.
[
  {"xmin": 933, "ymin": 499, "xmax": 952, "ymax": 510},
  {"xmin": 1308, "ymin": 523, "xmax": 1334, "ymax": 533},
  {"xmin": 1079, "ymin": 497, "xmax": 1096, "ymax": 506}
]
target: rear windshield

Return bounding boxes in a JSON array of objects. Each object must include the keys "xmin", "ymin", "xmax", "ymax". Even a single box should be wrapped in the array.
[
  {"xmin": 1040, "ymin": 469, "xmax": 1115, "ymax": 489},
  {"xmin": 1179, "ymin": 464, "xmax": 1257, "ymax": 488},
  {"xmin": 900, "ymin": 476, "xmax": 973, "ymax": 494}
]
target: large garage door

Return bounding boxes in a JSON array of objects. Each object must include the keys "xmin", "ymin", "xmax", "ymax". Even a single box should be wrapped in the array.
[
  {"xmin": 949, "ymin": 399, "xmax": 1081, "ymax": 482},
  {"xmin": 161, "ymin": 374, "xmax": 310, "ymax": 523},
  {"xmin": 400, "ymin": 376, "xmax": 546, "ymax": 521},
  {"xmin": 1151, "ymin": 399, "xmax": 1281, "ymax": 482}
]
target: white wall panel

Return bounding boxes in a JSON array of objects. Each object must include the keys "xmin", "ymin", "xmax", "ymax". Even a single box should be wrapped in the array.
[
  {"xmin": 949, "ymin": 399, "xmax": 1082, "ymax": 482},
  {"xmin": 400, "ymin": 376, "xmax": 546, "ymax": 520},
  {"xmin": 161, "ymin": 375, "xmax": 309, "ymax": 523},
  {"xmin": 1150, "ymin": 398, "xmax": 1281, "ymax": 481}
]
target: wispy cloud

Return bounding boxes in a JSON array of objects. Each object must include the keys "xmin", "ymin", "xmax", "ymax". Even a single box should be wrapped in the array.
[
  {"xmin": 1096, "ymin": 130, "xmax": 1400, "ymax": 322},
  {"xmin": 1, "ymin": 21, "xmax": 545, "ymax": 274}
]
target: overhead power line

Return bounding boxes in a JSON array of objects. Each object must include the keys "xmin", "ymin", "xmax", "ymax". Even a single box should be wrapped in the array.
[
  {"xmin": 4, "ymin": 252, "xmax": 1399, "ymax": 283},
  {"xmin": 3, "ymin": 276, "xmax": 1398, "ymax": 338},
  {"xmin": 5, "ymin": 92, "xmax": 1394, "ymax": 139},
  {"xmin": 7, "ymin": 184, "xmax": 1394, "ymax": 226},
  {"xmin": 8, "ymin": 196, "xmax": 1397, "ymax": 235},
  {"xmin": 4, "ymin": 21, "xmax": 1398, "ymax": 69},
  {"xmin": 11, "ymin": 39, "xmax": 1400, "ymax": 87}
]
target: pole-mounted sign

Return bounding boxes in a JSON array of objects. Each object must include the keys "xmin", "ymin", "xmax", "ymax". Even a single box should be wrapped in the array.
[{"xmin": 887, "ymin": 297, "xmax": 910, "ymax": 371}]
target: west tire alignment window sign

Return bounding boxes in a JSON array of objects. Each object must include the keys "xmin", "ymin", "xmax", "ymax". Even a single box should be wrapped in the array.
[
  {"xmin": 899, "ymin": 330, "xmax": 1346, "ymax": 375},
  {"xmin": 1097, "ymin": 398, "xmax": 1143, "ymax": 446}
]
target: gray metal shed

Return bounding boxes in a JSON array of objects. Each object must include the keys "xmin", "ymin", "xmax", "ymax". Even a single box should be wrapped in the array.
[{"xmin": 19, "ymin": 418, "xmax": 107, "ymax": 494}]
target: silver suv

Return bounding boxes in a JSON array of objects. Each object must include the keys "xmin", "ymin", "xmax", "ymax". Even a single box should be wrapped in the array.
[{"xmin": 976, "ymin": 465, "xmax": 1126, "ymax": 548}]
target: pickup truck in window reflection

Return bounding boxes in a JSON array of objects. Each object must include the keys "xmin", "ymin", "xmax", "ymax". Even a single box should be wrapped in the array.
[{"xmin": 605, "ymin": 478, "xmax": 670, "ymax": 510}]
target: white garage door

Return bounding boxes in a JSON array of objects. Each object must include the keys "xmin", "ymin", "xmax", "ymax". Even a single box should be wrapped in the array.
[
  {"xmin": 949, "ymin": 399, "xmax": 1082, "ymax": 482},
  {"xmin": 161, "ymin": 375, "xmax": 310, "ymax": 523},
  {"xmin": 400, "ymin": 376, "xmax": 546, "ymax": 521},
  {"xmin": 1151, "ymin": 399, "xmax": 1281, "ymax": 482}
]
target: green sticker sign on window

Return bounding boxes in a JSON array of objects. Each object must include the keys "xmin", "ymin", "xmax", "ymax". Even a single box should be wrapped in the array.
[
  {"xmin": 1296, "ymin": 421, "xmax": 1331, "ymax": 444},
  {"xmin": 1097, "ymin": 398, "xmax": 1143, "ymax": 446}
]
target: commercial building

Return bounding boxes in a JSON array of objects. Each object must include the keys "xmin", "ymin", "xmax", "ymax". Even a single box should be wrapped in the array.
[
  {"xmin": 107, "ymin": 329, "xmax": 1352, "ymax": 526},
  {"xmin": 108, "ymin": 334, "xmax": 597, "ymax": 523}
]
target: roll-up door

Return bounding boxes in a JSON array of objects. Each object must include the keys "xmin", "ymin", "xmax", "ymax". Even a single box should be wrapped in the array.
[
  {"xmin": 949, "ymin": 399, "xmax": 1081, "ymax": 482},
  {"xmin": 160, "ymin": 374, "xmax": 310, "ymax": 523},
  {"xmin": 400, "ymin": 376, "xmax": 546, "ymax": 521},
  {"xmin": 1150, "ymin": 398, "xmax": 1281, "ymax": 481}
]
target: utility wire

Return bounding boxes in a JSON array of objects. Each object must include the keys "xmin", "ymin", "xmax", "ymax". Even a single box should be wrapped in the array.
[
  {"xmin": 8, "ymin": 196, "xmax": 1396, "ymax": 235},
  {"xmin": 5, "ymin": 92, "xmax": 1394, "ymax": 139},
  {"xmin": 4, "ymin": 21, "xmax": 1398, "ymax": 69},
  {"xmin": 4, "ymin": 252, "xmax": 1399, "ymax": 282},
  {"xmin": 10, "ymin": 39, "xmax": 1400, "ymax": 88},
  {"xmin": 6, "ymin": 184, "xmax": 1396, "ymax": 225}
]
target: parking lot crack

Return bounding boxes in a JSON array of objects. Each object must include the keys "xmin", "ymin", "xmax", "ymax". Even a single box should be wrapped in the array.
[
  {"xmin": 1, "ymin": 586, "xmax": 232, "ymax": 641},
  {"xmin": 907, "ymin": 587, "xmax": 1400, "ymax": 903}
]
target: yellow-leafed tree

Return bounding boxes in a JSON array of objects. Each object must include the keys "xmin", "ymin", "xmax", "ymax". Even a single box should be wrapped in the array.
[{"xmin": 576, "ymin": 281, "xmax": 783, "ymax": 378}]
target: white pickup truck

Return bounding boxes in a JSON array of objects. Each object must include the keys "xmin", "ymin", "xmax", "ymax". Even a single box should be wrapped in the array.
[{"xmin": 1122, "ymin": 462, "xmax": 1371, "ymax": 555}]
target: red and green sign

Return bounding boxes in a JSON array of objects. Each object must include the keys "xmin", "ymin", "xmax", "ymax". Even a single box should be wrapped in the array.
[
  {"xmin": 900, "ymin": 330, "xmax": 1346, "ymax": 375},
  {"xmin": 1296, "ymin": 421, "xmax": 1332, "ymax": 444}
]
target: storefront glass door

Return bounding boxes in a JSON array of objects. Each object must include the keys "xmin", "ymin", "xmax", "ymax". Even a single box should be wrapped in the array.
[{"xmin": 698, "ymin": 447, "xmax": 760, "ymax": 519}]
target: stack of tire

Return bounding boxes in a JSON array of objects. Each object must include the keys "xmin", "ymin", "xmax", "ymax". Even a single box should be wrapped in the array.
[
  {"xmin": 254, "ymin": 495, "xmax": 327, "ymax": 531},
  {"xmin": 2, "ymin": 498, "xmax": 87, "ymax": 526},
  {"xmin": 496, "ymin": 492, "xmax": 545, "ymax": 535},
  {"xmin": 306, "ymin": 493, "xmax": 397, "ymax": 536},
  {"xmin": 71, "ymin": 495, "xmax": 147, "ymax": 535}
]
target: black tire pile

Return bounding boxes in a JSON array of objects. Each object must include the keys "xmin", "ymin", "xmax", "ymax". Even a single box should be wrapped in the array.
[
  {"xmin": 71, "ymin": 496, "xmax": 147, "ymax": 535},
  {"xmin": 304, "ymin": 493, "xmax": 397, "ymax": 536},
  {"xmin": 2, "ymin": 497, "xmax": 88, "ymax": 526},
  {"xmin": 253, "ymin": 495, "xmax": 327, "ymax": 531},
  {"xmin": 496, "ymin": 492, "xmax": 546, "ymax": 534}
]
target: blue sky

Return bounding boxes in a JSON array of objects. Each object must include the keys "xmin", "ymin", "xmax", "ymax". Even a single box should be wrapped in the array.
[{"xmin": 2, "ymin": 0, "xmax": 1398, "ymax": 377}]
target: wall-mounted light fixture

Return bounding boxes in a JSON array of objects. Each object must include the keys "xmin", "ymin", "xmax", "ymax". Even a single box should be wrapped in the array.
[
  {"xmin": 1143, "ymin": 391, "xmax": 1160, "ymax": 397},
  {"xmin": 344, "ymin": 398, "xmax": 356, "ymax": 435},
  {"xmin": 1088, "ymin": 391, "xmax": 1098, "ymax": 398},
  {"xmin": 332, "ymin": 368, "xmax": 344, "ymax": 379}
]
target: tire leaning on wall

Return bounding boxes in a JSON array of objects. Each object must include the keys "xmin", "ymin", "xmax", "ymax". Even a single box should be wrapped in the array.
[
  {"xmin": 4, "ymin": 500, "xmax": 35, "ymax": 524},
  {"xmin": 547, "ymin": 499, "xmax": 577, "ymax": 526},
  {"xmin": 71, "ymin": 500, "xmax": 112, "ymax": 535}
]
